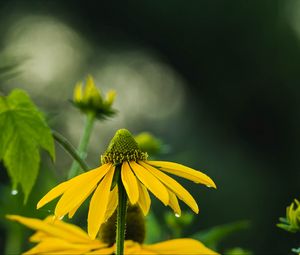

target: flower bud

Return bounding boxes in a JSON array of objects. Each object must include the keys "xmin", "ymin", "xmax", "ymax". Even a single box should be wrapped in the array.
[{"xmin": 72, "ymin": 75, "xmax": 117, "ymax": 119}]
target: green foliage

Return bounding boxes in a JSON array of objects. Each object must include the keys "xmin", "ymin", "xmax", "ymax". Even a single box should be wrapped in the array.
[
  {"xmin": 224, "ymin": 247, "xmax": 253, "ymax": 255},
  {"xmin": 145, "ymin": 211, "xmax": 163, "ymax": 243},
  {"xmin": 191, "ymin": 220, "xmax": 251, "ymax": 250},
  {"xmin": 164, "ymin": 211, "xmax": 194, "ymax": 238},
  {"xmin": 0, "ymin": 89, "xmax": 55, "ymax": 202},
  {"xmin": 292, "ymin": 247, "xmax": 300, "ymax": 254},
  {"xmin": 0, "ymin": 56, "xmax": 23, "ymax": 81},
  {"xmin": 277, "ymin": 199, "xmax": 300, "ymax": 233}
]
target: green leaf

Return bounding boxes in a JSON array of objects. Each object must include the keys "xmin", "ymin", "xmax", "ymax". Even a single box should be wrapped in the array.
[
  {"xmin": 0, "ymin": 89, "xmax": 55, "ymax": 202},
  {"xmin": 191, "ymin": 220, "xmax": 251, "ymax": 250},
  {"xmin": 145, "ymin": 211, "xmax": 164, "ymax": 243}
]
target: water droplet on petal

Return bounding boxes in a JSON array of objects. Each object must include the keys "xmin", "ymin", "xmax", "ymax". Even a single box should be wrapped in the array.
[
  {"xmin": 175, "ymin": 213, "xmax": 180, "ymax": 218},
  {"xmin": 11, "ymin": 189, "xmax": 18, "ymax": 195},
  {"xmin": 59, "ymin": 216, "xmax": 64, "ymax": 220},
  {"xmin": 206, "ymin": 185, "xmax": 211, "ymax": 188}
]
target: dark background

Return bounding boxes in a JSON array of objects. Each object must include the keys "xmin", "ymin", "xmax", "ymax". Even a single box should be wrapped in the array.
[{"xmin": 0, "ymin": 0, "xmax": 300, "ymax": 254}]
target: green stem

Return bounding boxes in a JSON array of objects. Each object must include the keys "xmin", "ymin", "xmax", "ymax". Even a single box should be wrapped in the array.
[
  {"xmin": 68, "ymin": 113, "xmax": 95, "ymax": 178},
  {"xmin": 116, "ymin": 178, "xmax": 127, "ymax": 255},
  {"xmin": 52, "ymin": 130, "xmax": 89, "ymax": 171}
]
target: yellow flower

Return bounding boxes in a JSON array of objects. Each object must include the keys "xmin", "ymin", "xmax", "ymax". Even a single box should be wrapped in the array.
[
  {"xmin": 7, "ymin": 215, "xmax": 218, "ymax": 255},
  {"xmin": 37, "ymin": 129, "xmax": 216, "ymax": 239},
  {"xmin": 73, "ymin": 75, "xmax": 117, "ymax": 119}
]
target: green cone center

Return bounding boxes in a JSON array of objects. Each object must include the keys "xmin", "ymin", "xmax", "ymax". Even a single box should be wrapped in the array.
[{"xmin": 101, "ymin": 129, "xmax": 148, "ymax": 165}]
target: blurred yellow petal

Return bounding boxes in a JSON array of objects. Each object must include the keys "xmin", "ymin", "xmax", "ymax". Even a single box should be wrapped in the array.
[
  {"xmin": 104, "ymin": 185, "xmax": 118, "ymax": 222},
  {"xmin": 137, "ymin": 181, "xmax": 151, "ymax": 215},
  {"xmin": 84, "ymin": 75, "xmax": 101, "ymax": 102},
  {"xmin": 55, "ymin": 164, "xmax": 111, "ymax": 217},
  {"xmin": 29, "ymin": 231, "xmax": 47, "ymax": 242},
  {"xmin": 130, "ymin": 161, "xmax": 169, "ymax": 206},
  {"xmin": 7, "ymin": 215, "xmax": 89, "ymax": 243},
  {"xmin": 141, "ymin": 162, "xmax": 199, "ymax": 213},
  {"xmin": 105, "ymin": 90, "xmax": 116, "ymax": 106},
  {"xmin": 121, "ymin": 161, "xmax": 139, "ymax": 204},
  {"xmin": 86, "ymin": 246, "xmax": 115, "ymax": 254},
  {"xmin": 88, "ymin": 166, "xmax": 115, "ymax": 239},
  {"xmin": 148, "ymin": 161, "xmax": 216, "ymax": 188},
  {"xmin": 23, "ymin": 237, "xmax": 104, "ymax": 255},
  {"xmin": 73, "ymin": 82, "xmax": 83, "ymax": 102},
  {"xmin": 143, "ymin": 238, "xmax": 219, "ymax": 255},
  {"xmin": 29, "ymin": 216, "xmax": 55, "ymax": 242},
  {"xmin": 49, "ymin": 218, "xmax": 91, "ymax": 241}
]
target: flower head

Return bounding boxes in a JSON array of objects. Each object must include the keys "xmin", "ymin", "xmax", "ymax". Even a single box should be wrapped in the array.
[
  {"xmin": 134, "ymin": 132, "xmax": 163, "ymax": 156},
  {"xmin": 72, "ymin": 75, "xmax": 116, "ymax": 119},
  {"xmin": 7, "ymin": 214, "xmax": 218, "ymax": 255},
  {"xmin": 37, "ymin": 129, "xmax": 216, "ymax": 239},
  {"xmin": 277, "ymin": 199, "xmax": 300, "ymax": 233}
]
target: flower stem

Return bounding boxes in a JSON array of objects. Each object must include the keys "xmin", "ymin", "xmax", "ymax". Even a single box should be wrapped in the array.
[
  {"xmin": 52, "ymin": 130, "xmax": 89, "ymax": 171},
  {"xmin": 68, "ymin": 112, "xmax": 95, "ymax": 178},
  {"xmin": 116, "ymin": 178, "xmax": 127, "ymax": 255}
]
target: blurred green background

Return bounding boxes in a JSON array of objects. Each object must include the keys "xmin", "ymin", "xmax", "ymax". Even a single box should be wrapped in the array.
[{"xmin": 0, "ymin": 0, "xmax": 299, "ymax": 254}]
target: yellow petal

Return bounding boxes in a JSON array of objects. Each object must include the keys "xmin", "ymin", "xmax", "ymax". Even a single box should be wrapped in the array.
[
  {"xmin": 141, "ymin": 162, "xmax": 199, "ymax": 213},
  {"xmin": 73, "ymin": 82, "xmax": 83, "ymax": 102},
  {"xmin": 121, "ymin": 161, "xmax": 139, "ymax": 204},
  {"xmin": 121, "ymin": 241, "xmax": 157, "ymax": 255},
  {"xmin": 7, "ymin": 215, "xmax": 90, "ymax": 243},
  {"xmin": 86, "ymin": 246, "xmax": 115, "ymax": 254},
  {"xmin": 122, "ymin": 241, "xmax": 144, "ymax": 255},
  {"xmin": 37, "ymin": 181, "xmax": 71, "ymax": 209},
  {"xmin": 50, "ymin": 217, "xmax": 91, "ymax": 241},
  {"xmin": 23, "ymin": 237, "xmax": 104, "ymax": 255},
  {"xmin": 104, "ymin": 186, "xmax": 118, "ymax": 222},
  {"xmin": 142, "ymin": 238, "xmax": 219, "ymax": 255},
  {"xmin": 130, "ymin": 161, "xmax": 169, "ymax": 206},
  {"xmin": 68, "ymin": 186, "xmax": 93, "ymax": 219},
  {"xmin": 105, "ymin": 90, "xmax": 116, "ymax": 105},
  {"xmin": 55, "ymin": 164, "xmax": 111, "ymax": 218},
  {"xmin": 148, "ymin": 161, "xmax": 216, "ymax": 188},
  {"xmin": 167, "ymin": 190, "xmax": 181, "ymax": 217},
  {"xmin": 84, "ymin": 75, "xmax": 101, "ymax": 102},
  {"xmin": 88, "ymin": 166, "xmax": 115, "ymax": 239},
  {"xmin": 137, "ymin": 181, "xmax": 151, "ymax": 215},
  {"xmin": 29, "ymin": 231, "xmax": 48, "ymax": 242}
]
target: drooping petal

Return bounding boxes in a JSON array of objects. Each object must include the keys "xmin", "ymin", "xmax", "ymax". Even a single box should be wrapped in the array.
[
  {"xmin": 55, "ymin": 164, "xmax": 111, "ymax": 218},
  {"xmin": 68, "ymin": 185, "xmax": 96, "ymax": 219},
  {"xmin": 23, "ymin": 237, "xmax": 104, "ymax": 255},
  {"xmin": 37, "ymin": 181, "xmax": 71, "ymax": 209},
  {"xmin": 167, "ymin": 190, "xmax": 181, "ymax": 217},
  {"xmin": 121, "ymin": 161, "xmax": 139, "ymax": 204},
  {"xmin": 7, "ymin": 215, "xmax": 90, "ymax": 243},
  {"xmin": 142, "ymin": 238, "xmax": 218, "ymax": 255},
  {"xmin": 140, "ymin": 162, "xmax": 199, "ymax": 213},
  {"xmin": 136, "ymin": 181, "xmax": 151, "ymax": 215},
  {"xmin": 148, "ymin": 161, "xmax": 216, "ymax": 188},
  {"xmin": 104, "ymin": 185, "xmax": 118, "ymax": 222},
  {"xmin": 29, "ymin": 231, "xmax": 48, "ymax": 242},
  {"xmin": 130, "ymin": 161, "xmax": 169, "ymax": 206},
  {"xmin": 48, "ymin": 217, "xmax": 91, "ymax": 241},
  {"xmin": 88, "ymin": 166, "xmax": 115, "ymax": 239}
]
